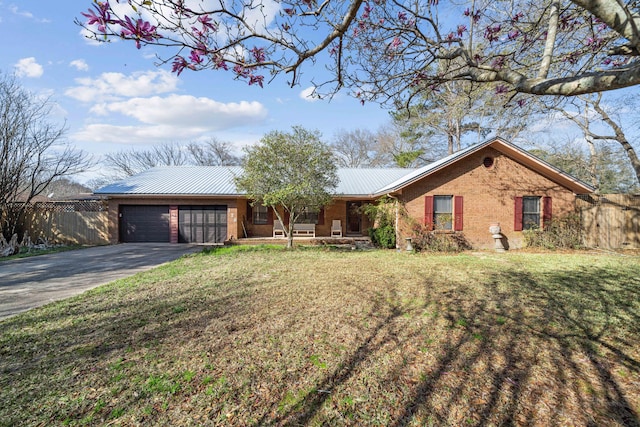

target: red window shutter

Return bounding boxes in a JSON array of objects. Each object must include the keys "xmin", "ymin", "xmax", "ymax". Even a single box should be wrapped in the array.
[
  {"xmin": 267, "ymin": 207, "xmax": 274, "ymax": 225},
  {"xmin": 514, "ymin": 197, "xmax": 523, "ymax": 231},
  {"xmin": 424, "ymin": 196, "xmax": 434, "ymax": 230},
  {"xmin": 318, "ymin": 208, "xmax": 325, "ymax": 225},
  {"xmin": 284, "ymin": 210, "xmax": 290, "ymax": 225},
  {"xmin": 454, "ymin": 196, "xmax": 464, "ymax": 231},
  {"xmin": 247, "ymin": 201, "xmax": 253, "ymax": 224},
  {"xmin": 543, "ymin": 196, "xmax": 552, "ymax": 228}
]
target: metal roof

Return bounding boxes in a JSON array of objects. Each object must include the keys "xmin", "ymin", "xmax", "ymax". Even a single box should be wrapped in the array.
[
  {"xmin": 95, "ymin": 166, "xmax": 244, "ymax": 195},
  {"xmin": 94, "ymin": 166, "xmax": 417, "ymax": 196},
  {"xmin": 94, "ymin": 138, "xmax": 594, "ymax": 198},
  {"xmin": 335, "ymin": 168, "xmax": 416, "ymax": 196}
]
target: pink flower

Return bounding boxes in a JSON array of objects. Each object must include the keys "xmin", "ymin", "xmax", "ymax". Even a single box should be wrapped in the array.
[
  {"xmin": 197, "ymin": 14, "xmax": 217, "ymax": 32},
  {"xmin": 248, "ymin": 74, "xmax": 264, "ymax": 87},
  {"xmin": 189, "ymin": 50, "xmax": 203, "ymax": 65},
  {"xmin": 213, "ymin": 54, "xmax": 228, "ymax": 70},
  {"xmin": 81, "ymin": 2, "xmax": 111, "ymax": 33},
  {"xmin": 172, "ymin": 56, "xmax": 190, "ymax": 75},
  {"xmin": 484, "ymin": 24, "xmax": 501, "ymax": 43},
  {"xmin": 120, "ymin": 15, "xmax": 158, "ymax": 49},
  {"xmin": 251, "ymin": 47, "xmax": 266, "ymax": 63},
  {"xmin": 389, "ymin": 36, "xmax": 403, "ymax": 50}
]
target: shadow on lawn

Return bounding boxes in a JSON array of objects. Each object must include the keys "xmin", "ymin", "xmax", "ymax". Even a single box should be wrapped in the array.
[
  {"xmin": 269, "ymin": 264, "xmax": 640, "ymax": 427},
  {"xmin": 1, "ymin": 257, "xmax": 639, "ymax": 426}
]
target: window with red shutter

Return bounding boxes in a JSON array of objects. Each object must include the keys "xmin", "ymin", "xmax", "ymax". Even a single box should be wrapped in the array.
[
  {"xmin": 424, "ymin": 196, "xmax": 434, "ymax": 229},
  {"xmin": 542, "ymin": 196, "xmax": 552, "ymax": 228},
  {"xmin": 514, "ymin": 197, "xmax": 523, "ymax": 231}
]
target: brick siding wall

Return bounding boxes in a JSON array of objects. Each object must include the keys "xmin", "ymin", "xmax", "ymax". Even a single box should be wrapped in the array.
[{"xmin": 399, "ymin": 147, "xmax": 577, "ymax": 249}]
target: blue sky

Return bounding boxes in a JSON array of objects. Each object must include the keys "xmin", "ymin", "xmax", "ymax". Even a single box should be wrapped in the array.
[{"xmin": 0, "ymin": 2, "xmax": 392, "ymax": 181}]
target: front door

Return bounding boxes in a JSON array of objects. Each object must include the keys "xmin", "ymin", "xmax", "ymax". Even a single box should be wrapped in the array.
[{"xmin": 346, "ymin": 201, "xmax": 362, "ymax": 235}]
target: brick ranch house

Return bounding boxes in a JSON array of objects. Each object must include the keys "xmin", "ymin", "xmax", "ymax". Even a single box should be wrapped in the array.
[{"xmin": 95, "ymin": 138, "xmax": 594, "ymax": 249}]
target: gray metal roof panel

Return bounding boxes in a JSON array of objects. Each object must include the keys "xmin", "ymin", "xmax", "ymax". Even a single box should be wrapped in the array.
[
  {"xmin": 95, "ymin": 166, "xmax": 244, "ymax": 195},
  {"xmin": 335, "ymin": 168, "xmax": 416, "ymax": 195},
  {"xmin": 95, "ymin": 166, "xmax": 417, "ymax": 196}
]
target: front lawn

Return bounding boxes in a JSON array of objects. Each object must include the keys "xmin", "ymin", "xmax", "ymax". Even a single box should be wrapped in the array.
[{"xmin": 1, "ymin": 247, "xmax": 638, "ymax": 426}]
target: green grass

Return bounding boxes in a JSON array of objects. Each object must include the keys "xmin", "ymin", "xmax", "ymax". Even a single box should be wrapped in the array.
[{"xmin": 1, "ymin": 247, "xmax": 639, "ymax": 426}]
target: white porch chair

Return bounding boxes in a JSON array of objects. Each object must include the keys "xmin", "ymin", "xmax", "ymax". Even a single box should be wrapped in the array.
[{"xmin": 331, "ymin": 219, "xmax": 342, "ymax": 238}]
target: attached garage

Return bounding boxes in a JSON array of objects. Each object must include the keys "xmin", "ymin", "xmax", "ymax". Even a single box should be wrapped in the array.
[
  {"xmin": 117, "ymin": 204, "xmax": 228, "ymax": 243},
  {"xmin": 178, "ymin": 206, "xmax": 227, "ymax": 243},
  {"xmin": 119, "ymin": 205, "xmax": 170, "ymax": 243}
]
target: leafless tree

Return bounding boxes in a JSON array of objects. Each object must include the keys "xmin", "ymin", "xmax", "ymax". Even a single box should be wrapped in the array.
[
  {"xmin": 330, "ymin": 128, "xmax": 389, "ymax": 167},
  {"xmin": 529, "ymin": 135, "xmax": 638, "ymax": 193},
  {"xmin": 186, "ymin": 138, "xmax": 242, "ymax": 166},
  {"xmin": 103, "ymin": 142, "xmax": 189, "ymax": 178},
  {"xmin": 101, "ymin": 139, "xmax": 242, "ymax": 180},
  {"xmin": 547, "ymin": 93, "xmax": 640, "ymax": 189},
  {"xmin": 0, "ymin": 73, "xmax": 92, "ymax": 240},
  {"xmin": 79, "ymin": 0, "xmax": 640, "ymax": 106}
]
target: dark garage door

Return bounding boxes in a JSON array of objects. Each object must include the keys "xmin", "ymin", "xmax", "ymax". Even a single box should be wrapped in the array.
[
  {"xmin": 179, "ymin": 206, "xmax": 227, "ymax": 243},
  {"xmin": 119, "ymin": 205, "xmax": 170, "ymax": 242}
]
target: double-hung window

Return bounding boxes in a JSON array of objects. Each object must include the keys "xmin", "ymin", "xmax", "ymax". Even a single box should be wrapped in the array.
[
  {"xmin": 522, "ymin": 196, "xmax": 541, "ymax": 230},
  {"xmin": 425, "ymin": 195, "xmax": 463, "ymax": 231},
  {"xmin": 514, "ymin": 196, "xmax": 552, "ymax": 231},
  {"xmin": 253, "ymin": 204, "xmax": 269, "ymax": 225},
  {"xmin": 297, "ymin": 207, "xmax": 320, "ymax": 224},
  {"xmin": 433, "ymin": 196, "xmax": 453, "ymax": 230}
]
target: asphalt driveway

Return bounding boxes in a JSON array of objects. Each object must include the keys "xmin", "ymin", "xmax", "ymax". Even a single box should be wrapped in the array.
[{"xmin": 0, "ymin": 243, "xmax": 202, "ymax": 321}]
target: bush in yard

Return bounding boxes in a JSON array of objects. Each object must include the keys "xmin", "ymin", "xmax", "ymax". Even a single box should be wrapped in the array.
[
  {"xmin": 364, "ymin": 198, "xmax": 396, "ymax": 249},
  {"xmin": 409, "ymin": 222, "xmax": 472, "ymax": 253},
  {"xmin": 368, "ymin": 225, "xmax": 396, "ymax": 249},
  {"xmin": 523, "ymin": 214, "xmax": 584, "ymax": 249}
]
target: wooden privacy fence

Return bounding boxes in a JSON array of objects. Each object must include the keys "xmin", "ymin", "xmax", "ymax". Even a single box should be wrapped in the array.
[
  {"xmin": 577, "ymin": 194, "xmax": 640, "ymax": 250},
  {"xmin": 18, "ymin": 201, "xmax": 109, "ymax": 246}
]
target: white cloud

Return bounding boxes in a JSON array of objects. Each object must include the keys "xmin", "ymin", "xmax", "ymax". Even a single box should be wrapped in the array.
[
  {"xmin": 72, "ymin": 94, "xmax": 268, "ymax": 144},
  {"xmin": 98, "ymin": 94, "xmax": 267, "ymax": 127},
  {"xmin": 73, "ymin": 123, "xmax": 199, "ymax": 144},
  {"xmin": 9, "ymin": 5, "xmax": 50, "ymax": 23},
  {"xmin": 299, "ymin": 86, "xmax": 318, "ymax": 102},
  {"xmin": 65, "ymin": 70, "xmax": 179, "ymax": 102},
  {"xmin": 69, "ymin": 59, "xmax": 89, "ymax": 71},
  {"xmin": 10, "ymin": 5, "xmax": 33, "ymax": 19},
  {"xmin": 14, "ymin": 57, "xmax": 44, "ymax": 78}
]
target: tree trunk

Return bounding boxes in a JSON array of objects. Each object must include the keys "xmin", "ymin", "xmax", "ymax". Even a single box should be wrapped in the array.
[
  {"xmin": 287, "ymin": 223, "xmax": 294, "ymax": 249},
  {"xmin": 590, "ymin": 95, "xmax": 640, "ymax": 187},
  {"xmin": 585, "ymin": 135, "xmax": 600, "ymax": 193}
]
